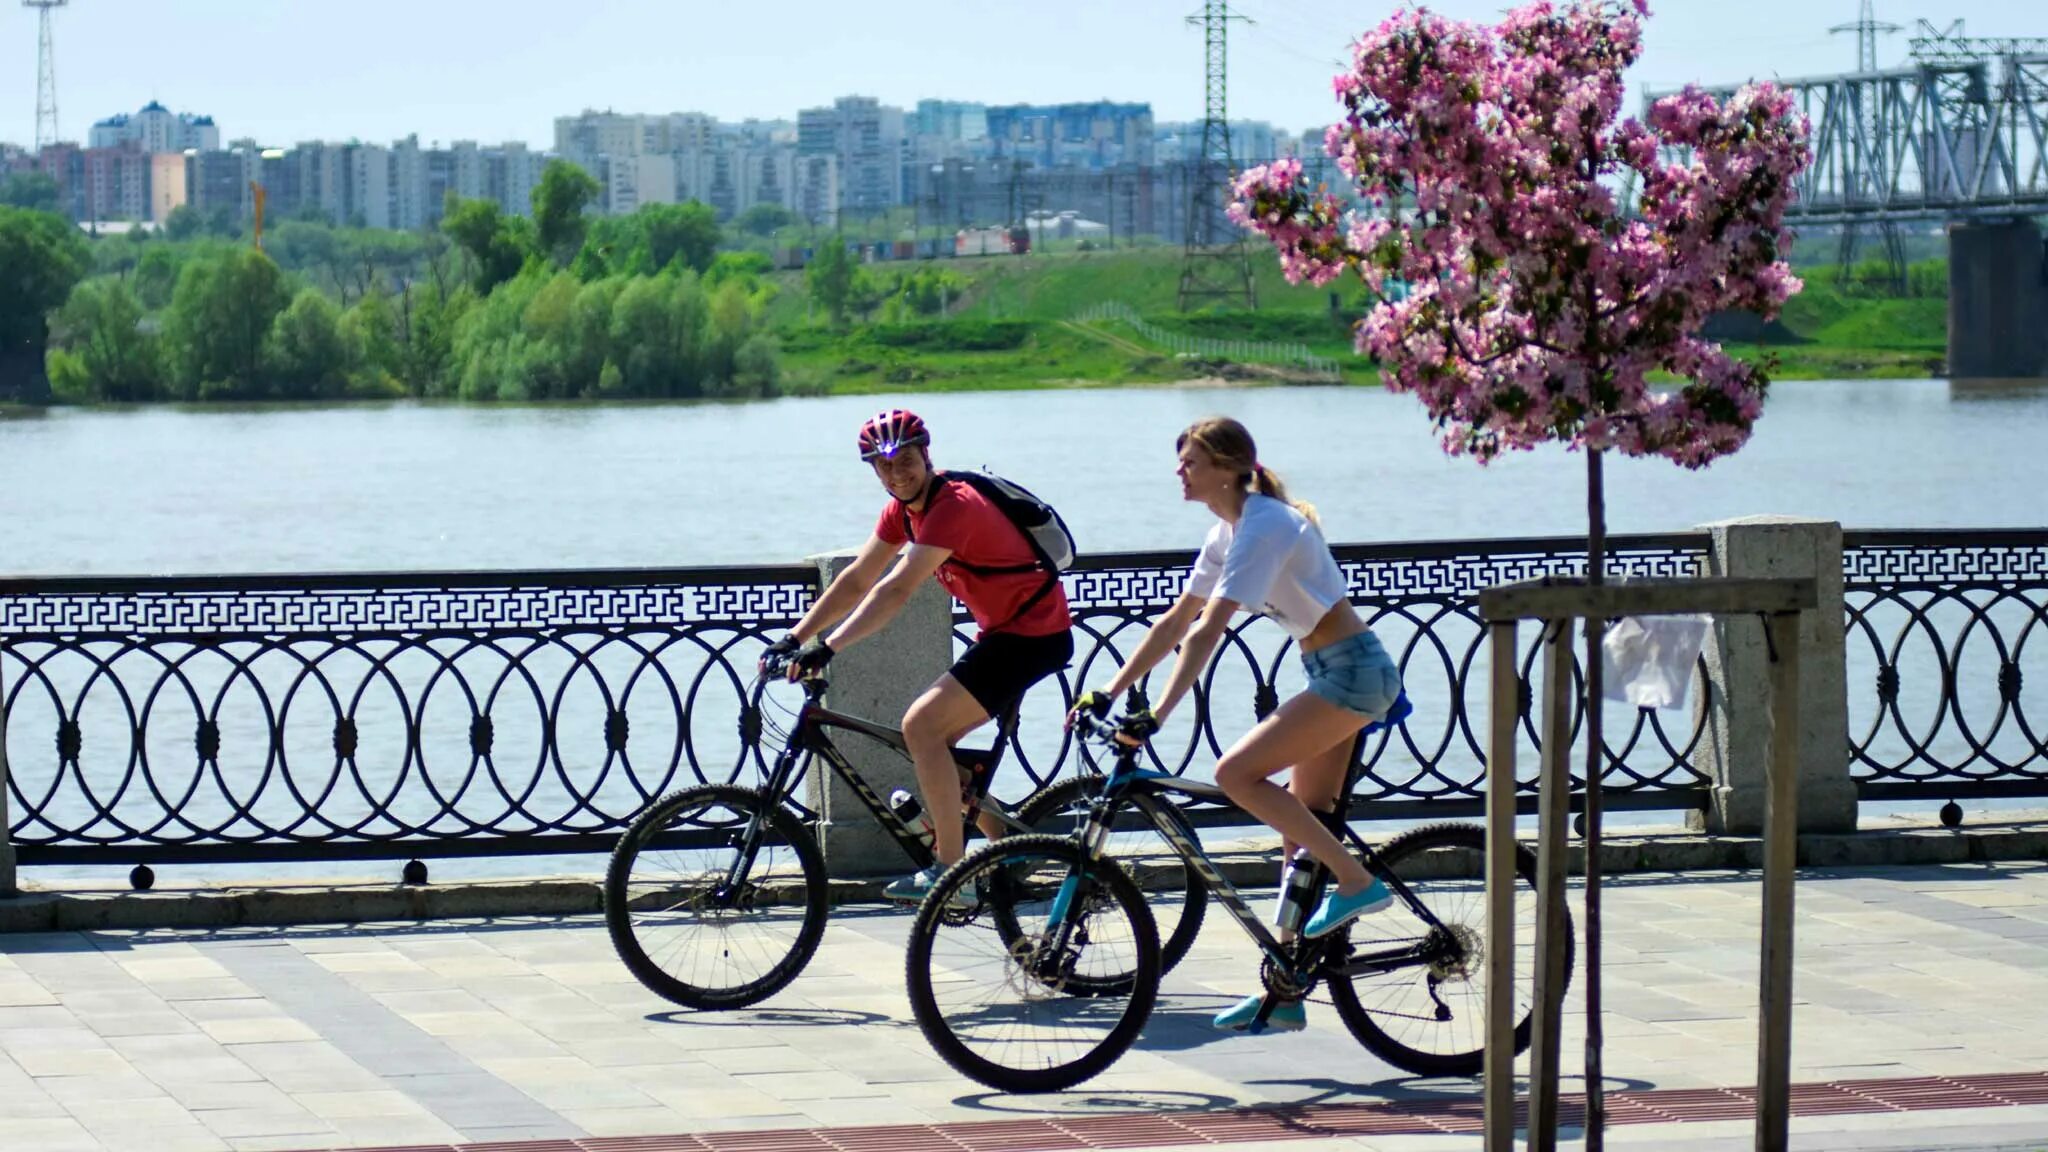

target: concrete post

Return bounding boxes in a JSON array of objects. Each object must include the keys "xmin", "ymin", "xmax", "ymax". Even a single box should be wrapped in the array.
[
  {"xmin": 1948, "ymin": 218, "xmax": 2048, "ymax": 380},
  {"xmin": 1692, "ymin": 516, "xmax": 1858, "ymax": 835},
  {"xmin": 805, "ymin": 549, "xmax": 955, "ymax": 879}
]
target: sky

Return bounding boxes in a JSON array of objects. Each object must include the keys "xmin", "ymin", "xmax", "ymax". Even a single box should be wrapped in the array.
[{"xmin": 1, "ymin": 0, "xmax": 2040, "ymax": 150}]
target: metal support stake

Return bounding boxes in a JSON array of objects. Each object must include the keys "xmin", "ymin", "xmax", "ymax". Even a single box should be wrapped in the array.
[
  {"xmin": 1757, "ymin": 611, "xmax": 1803, "ymax": 1152},
  {"xmin": 0, "ymin": 640, "xmax": 13, "ymax": 896},
  {"xmin": 1484, "ymin": 621, "xmax": 1520, "ymax": 1152},
  {"xmin": 1528, "ymin": 621, "xmax": 1576, "ymax": 1149}
]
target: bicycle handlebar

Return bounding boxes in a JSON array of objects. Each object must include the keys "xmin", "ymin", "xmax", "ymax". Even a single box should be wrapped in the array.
[{"xmin": 1072, "ymin": 705, "xmax": 1158, "ymax": 747}]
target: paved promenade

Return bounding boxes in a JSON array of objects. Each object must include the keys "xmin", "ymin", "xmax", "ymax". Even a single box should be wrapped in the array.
[{"xmin": 5, "ymin": 862, "xmax": 2048, "ymax": 1152}]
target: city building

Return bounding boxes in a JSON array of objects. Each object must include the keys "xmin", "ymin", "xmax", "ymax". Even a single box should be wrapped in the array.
[
  {"xmin": 912, "ymin": 100, "xmax": 989, "ymax": 164},
  {"xmin": 89, "ymin": 101, "xmax": 220, "ymax": 153},
  {"xmin": 490, "ymin": 142, "xmax": 547, "ymax": 219},
  {"xmin": 147, "ymin": 152, "xmax": 187, "ymax": 223},
  {"xmin": 985, "ymin": 102, "xmax": 1153, "ymax": 171},
  {"xmin": 798, "ymin": 96, "xmax": 905, "ymax": 221},
  {"xmin": 609, "ymin": 153, "xmax": 679, "ymax": 216},
  {"xmin": 185, "ymin": 147, "xmax": 255, "ymax": 221},
  {"xmin": 554, "ymin": 109, "xmax": 646, "ymax": 174},
  {"xmin": 391, "ymin": 135, "xmax": 429, "ymax": 230},
  {"xmin": 80, "ymin": 143, "xmax": 148, "ymax": 222}
]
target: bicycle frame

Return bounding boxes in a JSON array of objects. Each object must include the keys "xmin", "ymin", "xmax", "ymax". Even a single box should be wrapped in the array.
[
  {"xmin": 733, "ymin": 675, "xmax": 1033, "ymax": 882},
  {"xmin": 1052, "ymin": 733, "xmax": 1459, "ymax": 995}
]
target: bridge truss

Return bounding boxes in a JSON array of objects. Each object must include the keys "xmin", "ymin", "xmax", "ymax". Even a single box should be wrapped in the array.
[{"xmin": 1653, "ymin": 53, "xmax": 2048, "ymax": 227}]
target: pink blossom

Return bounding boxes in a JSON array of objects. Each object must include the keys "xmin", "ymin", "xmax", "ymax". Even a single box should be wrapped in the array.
[{"xmin": 1229, "ymin": 0, "xmax": 1811, "ymax": 469}]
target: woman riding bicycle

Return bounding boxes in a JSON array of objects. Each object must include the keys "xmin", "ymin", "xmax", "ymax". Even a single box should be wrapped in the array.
[
  {"xmin": 1071, "ymin": 416, "xmax": 1403, "ymax": 1034},
  {"xmin": 767, "ymin": 408, "xmax": 1075, "ymax": 902}
]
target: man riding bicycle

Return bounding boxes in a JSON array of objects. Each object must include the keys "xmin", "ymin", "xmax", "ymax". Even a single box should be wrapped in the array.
[{"xmin": 764, "ymin": 408, "xmax": 1075, "ymax": 902}]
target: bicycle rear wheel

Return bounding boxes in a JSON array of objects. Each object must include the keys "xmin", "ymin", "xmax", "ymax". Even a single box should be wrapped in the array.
[
  {"xmin": 1324, "ymin": 821, "xmax": 1564, "ymax": 1076},
  {"xmin": 905, "ymin": 834, "xmax": 1159, "ymax": 1094},
  {"xmin": 1015, "ymin": 777, "xmax": 1206, "ymax": 985},
  {"xmin": 605, "ymin": 783, "xmax": 827, "ymax": 1010}
]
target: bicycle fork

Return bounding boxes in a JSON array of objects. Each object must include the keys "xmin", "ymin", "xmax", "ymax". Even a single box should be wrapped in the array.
[{"xmin": 714, "ymin": 746, "xmax": 802, "ymax": 908}]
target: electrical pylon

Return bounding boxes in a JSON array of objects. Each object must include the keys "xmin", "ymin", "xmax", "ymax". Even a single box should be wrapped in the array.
[
  {"xmin": 1177, "ymin": 0, "xmax": 1256, "ymax": 312},
  {"xmin": 25, "ymin": 0, "xmax": 67, "ymax": 151}
]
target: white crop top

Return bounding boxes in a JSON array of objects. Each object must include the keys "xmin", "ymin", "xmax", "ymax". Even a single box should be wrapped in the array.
[{"xmin": 1184, "ymin": 495, "xmax": 1349, "ymax": 639}]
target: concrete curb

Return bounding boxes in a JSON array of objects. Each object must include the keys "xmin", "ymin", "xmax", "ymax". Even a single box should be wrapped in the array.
[{"xmin": 5, "ymin": 813, "xmax": 2044, "ymax": 934}]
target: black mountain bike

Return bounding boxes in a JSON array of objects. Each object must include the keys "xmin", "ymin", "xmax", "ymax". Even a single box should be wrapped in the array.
[
  {"xmin": 904, "ymin": 697, "xmax": 1568, "ymax": 1093},
  {"xmin": 605, "ymin": 667, "xmax": 1207, "ymax": 1010}
]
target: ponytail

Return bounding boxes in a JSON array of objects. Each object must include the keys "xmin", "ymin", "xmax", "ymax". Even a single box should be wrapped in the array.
[{"xmin": 1251, "ymin": 464, "xmax": 1320, "ymax": 527}]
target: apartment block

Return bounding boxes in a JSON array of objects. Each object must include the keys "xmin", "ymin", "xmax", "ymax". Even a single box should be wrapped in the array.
[
  {"xmin": 797, "ymin": 96, "xmax": 905, "ymax": 219},
  {"xmin": 80, "ymin": 143, "xmax": 148, "ymax": 221},
  {"xmin": 984, "ymin": 102, "xmax": 1153, "ymax": 171},
  {"xmin": 89, "ymin": 100, "xmax": 220, "ymax": 153}
]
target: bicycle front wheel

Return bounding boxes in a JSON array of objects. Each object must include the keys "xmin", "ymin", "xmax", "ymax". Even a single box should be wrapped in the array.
[
  {"xmin": 605, "ymin": 783, "xmax": 827, "ymax": 1010},
  {"xmin": 905, "ymin": 834, "xmax": 1160, "ymax": 1094},
  {"xmin": 1015, "ymin": 777, "xmax": 1206, "ymax": 986},
  {"xmin": 1324, "ymin": 821, "xmax": 1564, "ymax": 1077}
]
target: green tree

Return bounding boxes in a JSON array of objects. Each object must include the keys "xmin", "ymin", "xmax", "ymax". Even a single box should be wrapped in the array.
[
  {"xmin": 641, "ymin": 201, "xmax": 721, "ymax": 273},
  {"xmin": 441, "ymin": 198, "xmax": 529, "ymax": 294},
  {"xmin": 0, "ymin": 205, "xmax": 91, "ymax": 400},
  {"xmin": 571, "ymin": 200, "xmax": 720, "ymax": 280},
  {"xmin": 0, "ymin": 171, "xmax": 63, "ymax": 215},
  {"xmin": 132, "ymin": 244, "xmax": 182, "ymax": 310},
  {"xmin": 733, "ymin": 203, "xmax": 796, "ymax": 238},
  {"xmin": 732, "ymin": 332, "xmax": 782, "ymax": 397},
  {"xmin": 267, "ymin": 290, "xmax": 351, "ymax": 398},
  {"xmin": 51, "ymin": 278, "xmax": 164, "ymax": 401},
  {"xmin": 570, "ymin": 215, "xmax": 653, "ymax": 280},
  {"xmin": 201, "ymin": 204, "xmax": 241, "ymax": 239},
  {"xmin": 164, "ymin": 248, "xmax": 290, "ymax": 398},
  {"xmin": 703, "ymin": 278, "xmax": 754, "ymax": 388},
  {"xmin": 805, "ymin": 237, "xmax": 857, "ymax": 326},
  {"xmin": 704, "ymin": 250, "xmax": 773, "ymax": 289},
  {"xmin": 396, "ymin": 281, "xmax": 473, "ymax": 397},
  {"xmin": 532, "ymin": 160, "xmax": 600, "ymax": 266},
  {"xmin": 609, "ymin": 272, "xmax": 717, "ymax": 396},
  {"xmin": 163, "ymin": 204, "xmax": 202, "ymax": 241},
  {"xmin": 344, "ymin": 289, "xmax": 403, "ymax": 395}
]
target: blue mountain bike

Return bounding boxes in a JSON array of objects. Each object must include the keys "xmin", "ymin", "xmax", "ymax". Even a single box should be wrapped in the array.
[{"xmin": 903, "ymin": 695, "xmax": 1566, "ymax": 1093}]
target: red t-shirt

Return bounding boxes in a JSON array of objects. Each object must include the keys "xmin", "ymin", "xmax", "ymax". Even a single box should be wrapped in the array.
[{"xmin": 875, "ymin": 478, "xmax": 1072, "ymax": 638}]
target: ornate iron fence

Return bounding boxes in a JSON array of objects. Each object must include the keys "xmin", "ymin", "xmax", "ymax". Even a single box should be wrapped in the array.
[
  {"xmin": 971, "ymin": 533, "xmax": 1717, "ymax": 824},
  {"xmin": 10, "ymin": 529, "xmax": 2039, "ymax": 873},
  {"xmin": 1844, "ymin": 529, "xmax": 2048, "ymax": 802},
  {"xmin": 0, "ymin": 567, "xmax": 816, "ymax": 866}
]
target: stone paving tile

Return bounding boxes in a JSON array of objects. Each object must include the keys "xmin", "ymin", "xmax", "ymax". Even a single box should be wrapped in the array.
[
  {"xmin": 0, "ymin": 1116, "xmax": 102, "ymax": 1151},
  {"xmin": 189, "ymin": 1106, "xmax": 333, "ymax": 1141},
  {"xmin": 8, "ymin": 864, "xmax": 2048, "ymax": 1150},
  {"xmin": 150, "ymin": 1079, "xmax": 299, "ymax": 1112}
]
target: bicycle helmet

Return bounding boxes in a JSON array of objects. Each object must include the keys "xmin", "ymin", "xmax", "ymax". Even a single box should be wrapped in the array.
[{"xmin": 857, "ymin": 408, "xmax": 931, "ymax": 461}]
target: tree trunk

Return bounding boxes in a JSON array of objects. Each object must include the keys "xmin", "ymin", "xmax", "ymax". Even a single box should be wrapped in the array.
[{"xmin": 1584, "ymin": 447, "xmax": 1607, "ymax": 1149}]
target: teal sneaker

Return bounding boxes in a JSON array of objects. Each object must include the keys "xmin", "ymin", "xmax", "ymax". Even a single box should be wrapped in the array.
[
  {"xmin": 883, "ymin": 866, "xmax": 975, "ymax": 910},
  {"xmin": 1303, "ymin": 877, "xmax": 1393, "ymax": 938},
  {"xmin": 1212, "ymin": 993, "xmax": 1306, "ymax": 1034}
]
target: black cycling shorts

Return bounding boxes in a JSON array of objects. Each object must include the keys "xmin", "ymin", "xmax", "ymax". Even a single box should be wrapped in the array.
[{"xmin": 950, "ymin": 629, "xmax": 1075, "ymax": 717}]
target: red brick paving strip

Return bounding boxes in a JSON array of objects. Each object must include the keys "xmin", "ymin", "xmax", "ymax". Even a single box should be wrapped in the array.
[{"xmin": 295, "ymin": 1071, "xmax": 2048, "ymax": 1152}]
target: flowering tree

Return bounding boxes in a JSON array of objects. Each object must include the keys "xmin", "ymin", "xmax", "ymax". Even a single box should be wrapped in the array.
[
  {"xmin": 1233, "ymin": 0, "xmax": 1807, "ymax": 475},
  {"xmin": 1230, "ymin": 2, "xmax": 1810, "ymax": 1142}
]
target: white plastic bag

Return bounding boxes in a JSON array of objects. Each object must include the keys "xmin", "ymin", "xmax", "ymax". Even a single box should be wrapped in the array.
[{"xmin": 1600, "ymin": 615, "xmax": 1709, "ymax": 710}]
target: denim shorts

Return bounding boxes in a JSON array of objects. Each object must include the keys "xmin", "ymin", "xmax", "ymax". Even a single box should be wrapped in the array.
[{"xmin": 1301, "ymin": 630, "xmax": 1402, "ymax": 720}]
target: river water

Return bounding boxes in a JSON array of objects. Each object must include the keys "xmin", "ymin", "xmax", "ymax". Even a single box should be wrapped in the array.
[
  {"xmin": 2, "ymin": 379, "xmax": 2042, "ymax": 884},
  {"xmin": 4, "ymin": 379, "xmax": 2045, "ymax": 577}
]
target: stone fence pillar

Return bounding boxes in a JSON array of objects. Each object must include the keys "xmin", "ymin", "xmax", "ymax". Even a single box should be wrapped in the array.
[
  {"xmin": 1692, "ymin": 516, "xmax": 1858, "ymax": 835},
  {"xmin": 805, "ymin": 549, "xmax": 955, "ymax": 878}
]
